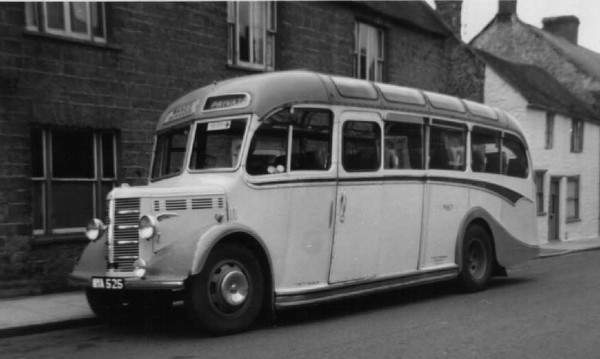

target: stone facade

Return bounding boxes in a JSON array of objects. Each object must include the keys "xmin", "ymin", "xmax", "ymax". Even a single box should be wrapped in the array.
[
  {"xmin": 484, "ymin": 66, "xmax": 600, "ymax": 243},
  {"xmin": 0, "ymin": 1, "xmax": 483, "ymax": 296}
]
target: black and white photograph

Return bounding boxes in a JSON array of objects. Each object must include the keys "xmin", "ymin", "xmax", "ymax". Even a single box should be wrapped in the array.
[{"xmin": 1, "ymin": 0, "xmax": 600, "ymax": 357}]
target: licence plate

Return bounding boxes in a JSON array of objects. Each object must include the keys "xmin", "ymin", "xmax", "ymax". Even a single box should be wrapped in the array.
[{"xmin": 91, "ymin": 277, "xmax": 125, "ymax": 290}]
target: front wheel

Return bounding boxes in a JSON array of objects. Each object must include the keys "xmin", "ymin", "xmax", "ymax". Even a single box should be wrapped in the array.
[
  {"xmin": 186, "ymin": 244, "xmax": 265, "ymax": 335},
  {"xmin": 458, "ymin": 225, "xmax": 493, "ymax": 292}
]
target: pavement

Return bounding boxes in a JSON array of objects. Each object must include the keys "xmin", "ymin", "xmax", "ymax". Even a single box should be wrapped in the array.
[{"xmin": 1, "ymin": 237, "xmax": 599, "ymax": 339}]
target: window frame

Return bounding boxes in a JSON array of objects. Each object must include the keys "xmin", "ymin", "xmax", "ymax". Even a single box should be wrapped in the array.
[
  {"xmin": 246, "ymin": 108, "xmax": 334, "ymax": 176},
  {"xmin": 428, "ymin": 120, "xmax": 467, "ymax": 172},
  {"xmin": 355, "ymin": 21, "xmax": 385, "ymax": 82},
  {"xmin": 470, "ymin": 126, "xmax": 502, "ymax": 174},
  {"xmin": 32, "ymin": 127, "xmax": 118, "ymax": 237},
  {"xmin": 501, "ymin": 132, "xmax": 530, "ymax": 178},
  {"xmin": 570, "ymin": 118, "xmax": 584, "ymax": 153},
  {"xmin": 25, "ymin": 2, "xmax": 107, "ymax": 44},
  {"xmin": 535, "ymin": 170, "xmax": 547, "ymax": 215},
  {"xmin": 545, "ymin": 112, "xmax": 554, "ymax": 149},
  {"xmin": 342, "ymin": 120, "xmax": 382, "ymax": 173},
  {"xmin": 383, "ymin": 116, "xmax": 425, "ymax": 170},
  {"xmin": 227, "ymin": 1, "xmax": 276, "ymax": 71},
  {"xmin": 566, "ymin": 175, "xmax": 580, "ymax": 222}
]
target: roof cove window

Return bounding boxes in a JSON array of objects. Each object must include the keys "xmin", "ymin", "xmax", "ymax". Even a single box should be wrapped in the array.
[{"xmin": 227, "ymin": 2, "xmax": 276, "ymax": 71}]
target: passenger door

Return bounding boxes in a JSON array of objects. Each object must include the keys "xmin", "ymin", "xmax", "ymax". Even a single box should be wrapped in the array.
[
  {"xmin": 378, "ymin": 114, "xmax": 426, "ymax": 276},
  {"xmin": 420, "ymin": 120, "xmax": 469, "ymax": 270},
  {"xmin": 329, "ymin": 112, "xmax": 383, "ymax": 283},
  {"xmin": 283, "ymin": 107, "xmax": 338, "ymax": 288}
]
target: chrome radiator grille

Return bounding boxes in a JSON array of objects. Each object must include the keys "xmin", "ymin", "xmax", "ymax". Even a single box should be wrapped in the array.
[{"xmin": 110, "ymin": 198, "xmax": 140, "ymax": 272}]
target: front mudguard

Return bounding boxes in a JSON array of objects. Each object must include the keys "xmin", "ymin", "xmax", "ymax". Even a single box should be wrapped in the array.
[
  {"xmin": 70, "ymin": 235, "xmax": 109, "ymax": 283},
  {"xmin": 70, "ymin": 222, "xmax": 270, "ymax": 290}
]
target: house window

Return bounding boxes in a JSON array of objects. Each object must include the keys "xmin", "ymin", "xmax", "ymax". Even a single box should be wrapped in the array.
[
  {"xmin": 25, "ymin": 2, "xmax": 106, "ymax": 44},
  {"xmin": 545, "ymin": 112, "xmax": 554, "ymax": 149},
  {"xmin": 31, "ymin": 127, "xmax": 118, "ymax": 236},
  {"xmin": 227, "ymin": 2, "xmax": 276, "ymax": 71},
  {"xmin": 535, "ymin": 170, "xmax": 546, "ymax": 215},
  {"xmin": 571, "ymin": 118, "xmax": 584, "ymax": 153},
  {"xmin": 355, "ymin": 22, "xmax": 384, "ymax": 82},
  {"xmin": 566, "ymin": 176, "xmax": 580, "ymax": 221}
]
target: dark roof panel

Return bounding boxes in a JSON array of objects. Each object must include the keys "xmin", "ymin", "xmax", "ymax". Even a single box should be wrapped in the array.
[
  {"xmin": 523, "ymin": 22, "xmax": 600, "ymax": 80},
  {"xmin": 354, "ymin": 1, "xmax": 451, "ymax": 36}
]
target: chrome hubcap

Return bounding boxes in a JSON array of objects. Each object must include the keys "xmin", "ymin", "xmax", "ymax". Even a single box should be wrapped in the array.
[
  {"xmin": 468, "ymin": 240, "xmax": 486, "ymax": 279},
  {"xmin": 209, "ymin": 262, "xmax": 250, "ymax": 314},
  {"xmin": 220, "ymin": 269, "xmax": 249, "ymax": 306}
]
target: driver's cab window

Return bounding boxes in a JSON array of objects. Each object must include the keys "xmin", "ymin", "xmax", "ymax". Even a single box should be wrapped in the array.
[{"xmin": 247, "ymin": 108, "xmax": 333, "ymax": 175}]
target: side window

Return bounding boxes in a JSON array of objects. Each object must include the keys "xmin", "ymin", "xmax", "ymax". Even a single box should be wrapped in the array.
[
  {"xmin": 429, "ymin": 125, "xmax": 466, "ymax": 171},
  {"xmin": 343, "ymin": 121, "xmax": 381, "ymax": 172},
  {"xmin": 291, "ymin": 110, "xmax": 333, "ymax": 171},
  {"xmin": 246, "ymin": 113, "xmax": 289, "ymax": 175},
  {"xmin": 384, "ymin": 121, "xmax": 423, "ymax": 169},
  {"xmin": 247, "ymin": 108, "xmax": 333, "ymax": 175},
  {"xmin": 471, "ymin": 127, "xmax": 501, "ymax": 173},
  {"xmin": 502, "ymin": 133, "xmax": 529, "ymax": 178}
]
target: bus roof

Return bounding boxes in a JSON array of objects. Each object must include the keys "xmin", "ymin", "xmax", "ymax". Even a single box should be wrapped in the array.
[{"xmin": 156, "ymin": 71, "xmax": 523, "ymax": 135}]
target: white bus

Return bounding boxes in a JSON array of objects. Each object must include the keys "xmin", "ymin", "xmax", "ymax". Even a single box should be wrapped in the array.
[{"xmin": 71, "ymin": 71, "xmax": 539, "ymax": 335}]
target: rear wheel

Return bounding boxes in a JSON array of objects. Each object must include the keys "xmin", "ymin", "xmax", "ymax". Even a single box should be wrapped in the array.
[
  {"xmin": 458, "ymin": 224, "xmax": 493, "ymax": 292},
  {"xmin": 186, "ymin": 244, "xmax": 265, "ymax": 335}
]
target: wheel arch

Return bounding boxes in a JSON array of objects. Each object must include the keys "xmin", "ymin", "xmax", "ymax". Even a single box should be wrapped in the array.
[
  {"xmin": 455, "ymin": 207, "xmax": 505, "ymax": 276},
  {"xmin": 188, "ymin": 223, "xmax": 275, "ymax": 315}
]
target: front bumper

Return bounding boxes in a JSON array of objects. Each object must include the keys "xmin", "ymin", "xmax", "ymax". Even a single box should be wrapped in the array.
[{"xmin": 68, "ymin": 273, "xmax": 185, "ymax": 291}]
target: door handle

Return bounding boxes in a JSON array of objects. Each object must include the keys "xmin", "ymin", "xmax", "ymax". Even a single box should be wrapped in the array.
[{"xmin": 339, "ymin": 193, "xmax": 347, "ymax": 223}]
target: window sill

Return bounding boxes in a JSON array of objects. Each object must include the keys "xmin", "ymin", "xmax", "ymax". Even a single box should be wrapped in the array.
[
  {"xmin": 23, "ymin": 30, "xmax": 122, "ymax": 51},
  {"xmin": 31, "ymin": 233, "xmax": 89, "ymax": 247},
  {"xmin": 537, "ymin": 212, "xmax": 547, "ymax": 217},
  {"xmin": 226, "ymin": 63, "xmax": 273, "ymax": 73},
  {"xmin": 566, "ymin": 217, "xmax": 581, "ymax": 224}
]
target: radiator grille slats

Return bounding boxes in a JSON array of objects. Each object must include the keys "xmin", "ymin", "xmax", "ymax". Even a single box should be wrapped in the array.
[
  {"xmin": 111, "ymin": 198, "xmax": 140, "ymax": 273},
  {"xmin": 192, "ymin": 198, "xmax": 213, "ymax": 209},
  {"xmin": 154, "ymin": 197, "xmax": 225, "ymax": 211},
  {"xmin": 166, "ymin": 199, "xmax": 187, "ymax": 211}
]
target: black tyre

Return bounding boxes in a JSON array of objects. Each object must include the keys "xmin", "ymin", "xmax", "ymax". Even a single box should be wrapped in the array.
[
  {"xmin": 458, "ymin": 224, "xmax": 493, "ymax": 292},
  {"xmin": 186, "ymin": 244, "xmax": 265, "ymax": 335},
  {"xmin": 85, "ymin": 288, "xmax": 143, "ymax": 323}
]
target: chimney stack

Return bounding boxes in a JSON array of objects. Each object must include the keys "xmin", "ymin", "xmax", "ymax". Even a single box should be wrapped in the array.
[
  {"xmin": 498, "ymin": 0, "xmax": 517, "ymax": 20},
  {"xmin": 542, "ymin": 16, "xmax": 580, "ymax": 44},
  {"xmin": 435, "ymin": 0, "xmax": 463, "ymax": 37}
]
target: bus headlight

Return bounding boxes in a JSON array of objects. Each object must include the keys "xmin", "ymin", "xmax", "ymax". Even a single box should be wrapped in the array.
[
  {"xmin": 85, "ymin": 218, "xmax": 106, "ymax": 241},
  {"xmin": 139, "ymin": 215, "xmax": 157, "ymax": 240},
  {"xmin": 133, "ymin": 258, "xmax": 148, "ymax": 278}
]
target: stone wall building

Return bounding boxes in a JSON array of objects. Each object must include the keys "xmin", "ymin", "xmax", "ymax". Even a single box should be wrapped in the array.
[{"xmin": 0, "ymin": 1, "xmax": 484, "ymax": 296}]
